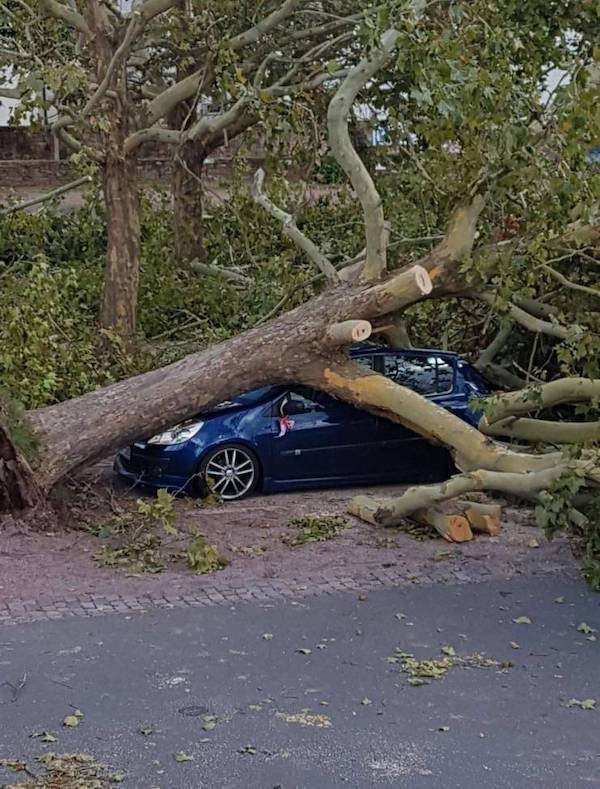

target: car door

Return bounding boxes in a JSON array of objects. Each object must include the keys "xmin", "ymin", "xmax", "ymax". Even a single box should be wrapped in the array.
[
  {"xmin": 375, "ymin": 352, "xmax": 454, "ymax": 479},
  {"xmin": 269, "ymin": 386, "xmax": 380, "ymax": 483}
]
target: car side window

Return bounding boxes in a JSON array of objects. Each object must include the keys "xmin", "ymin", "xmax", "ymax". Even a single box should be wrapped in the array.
[
  {"xmin": 281, "ymin": 387, "xmax": 322, "ymax": 416},
  {"xmin": 436, "ymin": 358, "xmax": 454, "ymax": 394},
  {"xmin": 382, "ymin": 354, "xmax": 454, "ymax": 395}
]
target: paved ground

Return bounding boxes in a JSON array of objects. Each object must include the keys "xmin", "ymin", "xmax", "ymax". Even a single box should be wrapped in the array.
[
  {"xmin": 0, "ymin": 481, "xmax": 578, "ymax": 624},
  {"xmin": 0, "ymin": 574, "xmax": 598, "ymax": 788}
]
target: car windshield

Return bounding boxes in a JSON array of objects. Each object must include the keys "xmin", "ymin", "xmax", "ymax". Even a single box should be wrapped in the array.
[{"xmin": 214, "ymin": 386, "xmax": 278, "ymax": 408}]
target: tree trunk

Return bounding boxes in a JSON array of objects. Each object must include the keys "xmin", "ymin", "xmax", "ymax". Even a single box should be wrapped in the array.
[
  {"xmin": 0, "ymin": 420, "xmax": 50, "ymax": 527},
  {"xmin": 172, "ymin": 141, "xmax": 208, "ymax": 265},
  {"xmin": 99, "ymin": 146, "xmax": 140, "ymax": 342},
  {"xmin": 25, "ymin": 263, "xmax": 433, "ymax": 492}
]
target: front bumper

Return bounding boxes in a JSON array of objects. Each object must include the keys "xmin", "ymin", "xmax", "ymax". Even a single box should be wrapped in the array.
[{"xmin": 113, "ymin": 450, "xmax": 194, "ymax": 493}]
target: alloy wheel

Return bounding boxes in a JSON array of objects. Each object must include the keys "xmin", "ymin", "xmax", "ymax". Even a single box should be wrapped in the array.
[{"xmin": 203, "ymin": 446, "xmax": 256, "ymax": 500}]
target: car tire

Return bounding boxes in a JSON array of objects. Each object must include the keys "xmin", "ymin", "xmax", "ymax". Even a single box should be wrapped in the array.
[{"xmin": 196, "ymin": 443, "xmax": 260, "ymax": 501}]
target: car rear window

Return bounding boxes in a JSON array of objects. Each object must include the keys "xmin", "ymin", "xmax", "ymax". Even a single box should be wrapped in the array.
[{"xmin": 382, "ymin": 354, "xmax": 454, "ymax": 395}]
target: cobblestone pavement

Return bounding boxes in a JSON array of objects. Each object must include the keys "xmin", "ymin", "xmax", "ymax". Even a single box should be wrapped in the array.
[{"xmin": 0, "ymin": 544, "xmax": 578, "ymax": 627}]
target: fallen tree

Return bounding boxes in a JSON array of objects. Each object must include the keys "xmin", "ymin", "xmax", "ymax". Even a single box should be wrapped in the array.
[{"xmin": 1, "ymin": 14, "xmax": 599, "ymax": 541}]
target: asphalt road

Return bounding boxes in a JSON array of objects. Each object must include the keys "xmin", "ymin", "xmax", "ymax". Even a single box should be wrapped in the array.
[{"xmin": 0, "ymin": 575, "xmax": 598, "ymax": 788}]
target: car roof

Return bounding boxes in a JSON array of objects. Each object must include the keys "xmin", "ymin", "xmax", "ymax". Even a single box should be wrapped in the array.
[{"xmin": 349, "ymin": 342, "xmax": 460, "ymax": 358}]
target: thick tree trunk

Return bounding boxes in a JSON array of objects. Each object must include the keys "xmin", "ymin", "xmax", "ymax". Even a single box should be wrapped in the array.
[
  {"xmin": 25, "ymin": 263, "xmax": 433, "ymax": 492},
  {"xmin": 0, "ymin": 423, "xmax": 39, "ymax": 512},
  {"xmin": 99, "ymin": 146, "xmax": 140, "ymax": 342},
  {"xmin": 172, "ymin": 141, "xmax": 208, "ymax": 265}
]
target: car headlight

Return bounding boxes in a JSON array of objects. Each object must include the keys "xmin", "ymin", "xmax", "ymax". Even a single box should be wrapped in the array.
[{"xmin": 147, "ymin": 420, "xmax": 204, "ymax": 446}]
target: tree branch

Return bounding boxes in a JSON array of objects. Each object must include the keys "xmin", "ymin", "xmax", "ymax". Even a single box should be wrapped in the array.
[
  {"xmin": 542, "ymin": 263, "xmax": 600, "ymax": 298},
  {"xmin": 479, "ymin": 416, "xmax": 600, "ymax": 444},
  {"xmin": 326, "ymin": 320, "xmax": 372, "ymax": 345},
  {"xmin": 299, "ymin": 358, "xmax": 560, "ymax": 475},
  {"xmin": 189, "ymin": 260, "xmax": 251, "ymax": 284},
  {"xmin": 0, "ymin": 176, "xmax": 92, "ymax": 215},
  {"xmin": 251, "ymin": 168, "xmax": 339, "ymax": 281},
  {"xmin": 230, "ymin": 0, "xmax": 302, "ymax": 51},
  {"xmin": 484, "ymin": 377, "xmax": 600, "ymax": 425},
  {"xmin": 327, "ymin": 28, "xmax": 399, "ymax": 281},
  {"xmin": 478, "ymin": 292, "xmax": 570, "ymax": 340},
  {"xmin": 82, "ymin": 11, "xmax": 143, "ymax": 119},
  {"xmin": 137, "ymin": 0, "xmax": 179, "ymax": 24},
  {"xmin": 39, "ymin": 0, "xmax": 91, "ymax": 35},
  {"xmin": 475, "ymin": 323, "xmax": 512, "ymax": 370},
  {"xmin": 350, "ymin": 465, "xmax": 575, "ymax": 527}
]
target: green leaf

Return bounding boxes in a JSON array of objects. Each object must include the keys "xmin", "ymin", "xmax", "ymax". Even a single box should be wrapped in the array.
[
  {"xmin": 577, "ymin": 622, "xmax": 595, "ymax": 634},
  {"xmin": 567, "ymin": 698, "xmax": 596, "ymax": 710},
  {"xmin": 174, "ymin": 752, "xmax": 194, "ymax": 762}
]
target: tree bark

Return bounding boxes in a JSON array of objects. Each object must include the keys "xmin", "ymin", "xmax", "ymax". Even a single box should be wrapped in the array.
[
  {"xmin": 85, "ymin": 0, "xmax": 141, "ymax": 344},
  {"xmin": 172, "ymin": 140, "xmax": 208, "ymax": 266},
  {"xmin": 0, "ymin": 423, "xmax": 40, "ymax": 513},
  {"xmin": 99, "ymin": 144, "xmax": 140, "ymax": 341}
]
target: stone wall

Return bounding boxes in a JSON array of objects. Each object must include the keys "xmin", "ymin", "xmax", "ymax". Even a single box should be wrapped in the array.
[{"xmin": 0, "ymin": 128, "xmax": 56, "ymax": 160}]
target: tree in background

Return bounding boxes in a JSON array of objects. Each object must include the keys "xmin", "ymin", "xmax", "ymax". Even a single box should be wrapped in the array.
[{"xmin": 1, "ymin": 0, "xmax": 359, "ymax": 340}]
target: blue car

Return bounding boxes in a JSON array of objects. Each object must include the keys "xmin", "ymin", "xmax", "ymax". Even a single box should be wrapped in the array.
[{"xmin": 114, "ymin": 346, "xmax": 489, "ymax": 500}]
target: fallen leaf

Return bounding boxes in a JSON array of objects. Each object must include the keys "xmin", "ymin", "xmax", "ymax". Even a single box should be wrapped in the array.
[
  {"xmin": 202, "ymin": 720, "xmax": 217, "ymax": 732},
  {"xmin": 138, "ymin": 722, "xmax": 154, "ymax": 736},
  {"xmin": 30, "ymin": 732, "xmax": 58, "ymax": 743},
  {"xmin": 512, "ymin": 616, "xmax": 532, "ymax": 625},
  {"xmin": 174, "ymin": 752, "xmax": 194, "ymax": 762},
  {"xmin": 438, "ymin": 726, "xmax": 450, "ymax": 732},
  {"xmin": 238, "ymin": 745, "xmax": 257, "ymax": 754},
  {"xmin": 441, "ymin": 646, "xmax": 456, "ymax": 657},
  {"xmin": 528, "ymin": 539, "xmax": 540, "ymax": 548},
  {"xmin": 577, "ymin": 622, "xmax": 596, "ymax": 635},
  {"xmin": 275, "ymin": 711, "xmax": 331, "ymax": 727},
  {"xmin": 567, "ymin": 698, "xmax": 596, "ymax": 710},
  {"xmin": 554, "ymin": 596, "xmax": 565, "ymax": 604},
  {"xmin": 262, "ymin": 633, "xmax": 273, "ymax": 641},
  {"xmin": 63, "ymin": 715, "xmax": 80, "ymax": 728},
  {"xmin": 510, "ymin": 641, "xmax": 520, "ymax": 650},
  {"xmin": 408, "ymin": 677, "xmax": 430, "ymax": 686},
  {"xmin": 296, "ymin": 648, "xmax": 312, "ymax": 655},
  {"xmin": 395, "ymin": 613, "xmax": 407, "ymax": 620},
  {"xmin": 361, "ymin": 697, "xmax": 372, "ymax": 705}
]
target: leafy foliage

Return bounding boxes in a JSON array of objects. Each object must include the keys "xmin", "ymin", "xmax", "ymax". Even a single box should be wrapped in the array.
[
  {"xmin": 89, "ymin": 490, "xmax": 225, "ymax": 575},
  {"xmin": 285, "ymin": 515, "xmax": 351, "ymax": 546},
  {"xmin": 0, "ymin": 751, "xmax": 124, "ymax": 787}
]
